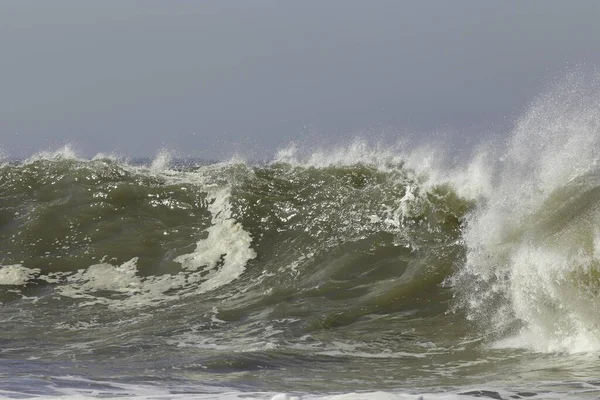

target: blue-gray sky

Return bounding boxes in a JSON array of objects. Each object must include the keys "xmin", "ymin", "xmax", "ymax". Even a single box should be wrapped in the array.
[{"xmin": 2, "ymin": 1, "xmax": 599, "ymax": 159}]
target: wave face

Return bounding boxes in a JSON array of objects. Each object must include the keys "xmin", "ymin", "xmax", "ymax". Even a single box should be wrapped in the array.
[
  {"xmin": 0, "ymin": 146, "xmax": 479, "ymax": 394},
  {"xmin": 4, "ymin": 74, "xmax": 600, "ymax": 397}
]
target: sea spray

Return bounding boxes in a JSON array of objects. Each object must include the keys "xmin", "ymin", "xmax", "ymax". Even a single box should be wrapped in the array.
[{"xmin": 454, "ymin": 71, "xmax": 600, "ymax": 352}]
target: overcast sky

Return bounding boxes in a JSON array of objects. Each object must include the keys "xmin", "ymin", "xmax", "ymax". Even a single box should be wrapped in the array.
[{"xmin": 1, "ymin": 1, "xmax": 600, "ymax": 159}]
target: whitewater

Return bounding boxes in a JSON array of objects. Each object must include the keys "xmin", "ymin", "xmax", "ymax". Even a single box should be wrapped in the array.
[{"xmin": 3, "ymin": 74, "xmax": 600, "ymax": 399}]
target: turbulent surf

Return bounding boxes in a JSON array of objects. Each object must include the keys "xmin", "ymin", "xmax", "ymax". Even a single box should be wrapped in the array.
[{"xmin": 4, "ymin": 74, "xmax": 600, "ymax": 399}]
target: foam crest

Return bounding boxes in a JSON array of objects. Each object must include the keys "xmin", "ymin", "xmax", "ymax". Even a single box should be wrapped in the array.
[
  {"xmin": 24, "ymin": 144, "xmax": 82, "ymax": 164},
  {"xmin": 275, "ymin": 138, "xmax": 493, "ymax": 204},
  {"xmin": 91, "ymin": 152, "xmax": 124, "ymax": 162},
  {"xmin": 274, "ymin": 139, "xmax": 407, "ymax": 170}
]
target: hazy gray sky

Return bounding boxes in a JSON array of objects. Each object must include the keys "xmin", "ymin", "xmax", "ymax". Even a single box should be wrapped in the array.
[{"xmin": 2, "ymin": 1, "xmax": 599, "ymax": 158}]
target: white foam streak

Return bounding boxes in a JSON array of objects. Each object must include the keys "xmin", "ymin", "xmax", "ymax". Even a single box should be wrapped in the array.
[{"xmin": 175, "ymin": 188, "xmax": 257, "ymax": 294}]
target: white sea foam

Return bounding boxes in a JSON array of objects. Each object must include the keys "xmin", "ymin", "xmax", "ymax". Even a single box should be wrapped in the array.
[
  {"xmin": 58, "ymin": 258, "xmax": 143, "ymax": 299},
  {"xmin": 53, "ymin": 257, "xmax": 182, "ymax": 308},
  {"xmin": 0, "ymin": 264, "xmax": 39, "ymax": 286}
]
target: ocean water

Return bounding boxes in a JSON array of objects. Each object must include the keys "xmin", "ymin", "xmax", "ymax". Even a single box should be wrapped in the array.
[{"xmin": 4, "ymin": 77, "xmax": 600, "ymax": 399}]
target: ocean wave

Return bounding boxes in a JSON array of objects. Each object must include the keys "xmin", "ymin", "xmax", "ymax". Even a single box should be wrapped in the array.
[{"xmin": 4, "ymin": 73, "xmax": 600, "ymax": 400}]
